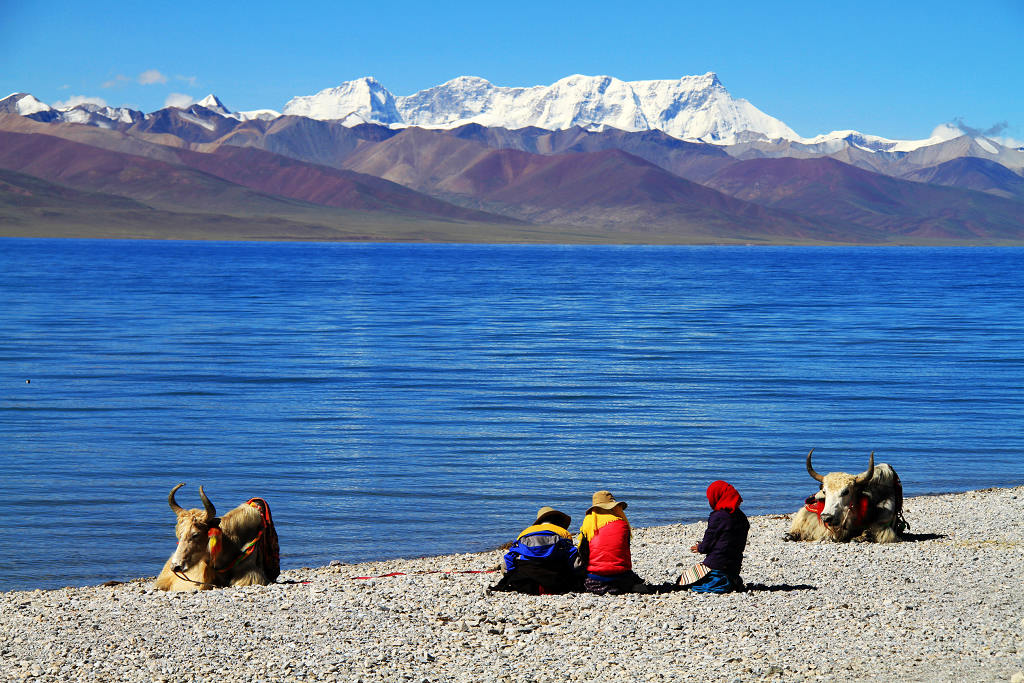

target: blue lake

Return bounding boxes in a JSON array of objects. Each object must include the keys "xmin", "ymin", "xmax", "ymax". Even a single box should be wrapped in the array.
[{"xmin": 1, "ymin": 239, "xmax": 1022, "ymax": 591}]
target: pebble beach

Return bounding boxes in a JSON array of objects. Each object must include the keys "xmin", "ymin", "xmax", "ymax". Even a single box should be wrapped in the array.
[{"xmin": 2, "ymin": 486, "xmax": 1022, "ymax": 682}]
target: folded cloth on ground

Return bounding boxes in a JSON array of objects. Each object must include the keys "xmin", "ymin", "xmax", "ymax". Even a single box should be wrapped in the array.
[{"xmin": 678, "ymin": 561, "xmax": 710, "ymax": 586}]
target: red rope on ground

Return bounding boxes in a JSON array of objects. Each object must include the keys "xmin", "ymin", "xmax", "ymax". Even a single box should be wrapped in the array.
[{"xmin": 349, "ymin": 569, "xmax": 499, "ymax": 580}]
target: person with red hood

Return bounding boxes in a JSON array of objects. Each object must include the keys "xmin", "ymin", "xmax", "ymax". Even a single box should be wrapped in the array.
[{"xmin": 679, "ymin": 480, "xmax": 749, "ymax": 593}]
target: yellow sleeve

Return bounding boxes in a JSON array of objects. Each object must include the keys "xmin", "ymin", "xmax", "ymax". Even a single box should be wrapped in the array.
[{"xmin": 578, "ymin": 512, "xmax": 597, "ymax": 543}]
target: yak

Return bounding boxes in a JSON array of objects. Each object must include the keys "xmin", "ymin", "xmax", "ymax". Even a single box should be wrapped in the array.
[
  {"xmin": 154, "ymin": 483, "xmax": 279, "ymax": 591},
  {"xmin": 786, "ymin": 449, "xmax": 905, "ymax": 543}
]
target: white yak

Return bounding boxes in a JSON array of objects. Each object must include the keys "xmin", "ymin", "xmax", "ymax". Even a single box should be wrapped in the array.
[{"xmin": 786, "ymin": 450, "xmax": 905, "ymax": 543}]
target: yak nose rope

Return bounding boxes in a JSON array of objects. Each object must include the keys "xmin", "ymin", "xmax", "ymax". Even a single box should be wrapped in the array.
[{"xmin": 171, "ymin": 568, "xmax": 218, "ymax": 589}]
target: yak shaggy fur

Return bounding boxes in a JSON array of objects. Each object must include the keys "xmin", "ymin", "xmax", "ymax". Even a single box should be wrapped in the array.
[{"xmin": 154, "ymin": 485, "xmax": 271, "ymax": 591}]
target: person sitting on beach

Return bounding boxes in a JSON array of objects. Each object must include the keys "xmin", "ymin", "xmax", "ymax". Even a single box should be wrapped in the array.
[
  {"xmin": 679, "ymin": 480, "xmax": 749, "ymax": 593},
  {"xmin": 577, "ymin": 490, "xmax": 647, "ymax": 595},
  {"xmin": 491, "ymin": 507, "xmax": 581, "ymax": 594}
]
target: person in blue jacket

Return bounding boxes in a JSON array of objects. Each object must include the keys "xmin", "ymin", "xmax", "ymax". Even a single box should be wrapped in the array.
[
  {"xmin": 679, "ymin": 480, "xmax": 749, "ymax": 593},
  {"xmin": 491, "ymin": 507, "xmax": 581, "ymax": 594}
]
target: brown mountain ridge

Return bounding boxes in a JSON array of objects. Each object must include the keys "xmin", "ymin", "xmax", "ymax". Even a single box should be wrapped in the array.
[
  {"xmin": 704, "ymin": 156, "xmax": 1024, "ymax": 242},
  {"xmin": 1, "ymin": 108, "xmax": 1023, "ymax": 244}
]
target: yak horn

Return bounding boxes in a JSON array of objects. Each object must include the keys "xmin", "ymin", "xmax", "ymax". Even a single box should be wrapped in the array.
[
  {"xmin": 198, "ymin": 486, "xmax": 217, "ymax": 522},
  {"xmin": 168, "ymin": 483, "xmax": 186, "ymax": 515},
  {"xmin": 855, "ymin": 452, "xmax": 875, "ymax": 485},
  {"xmin": 806, "ymin": 449, "xmax": 824, "ymax": 483}
]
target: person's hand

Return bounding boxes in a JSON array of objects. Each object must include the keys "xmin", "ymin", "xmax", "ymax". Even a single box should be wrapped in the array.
[{"xmin": 689, "ymin": 544, "xmax": 699, "ymax": 553}]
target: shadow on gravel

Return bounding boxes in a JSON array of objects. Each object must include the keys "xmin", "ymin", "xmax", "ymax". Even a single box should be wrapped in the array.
[
  {"xmin": 900, "ymin": 532, "xmax": 946, "ymax": 542},
  {"xmin": 743, "ymin": 583, "xmax": 817, "ymax": 592},
  {"xmin": 643, "ymin": 583, "xmax": 817, "ymax": 594},
  {"xmin": 645, "ymin": 583, "xmax": 689, "ymax": 594}
]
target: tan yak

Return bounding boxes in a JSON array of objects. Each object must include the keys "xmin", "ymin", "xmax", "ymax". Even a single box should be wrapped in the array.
[
  {"xmin": 154, "ymin": 483, "xmax": 279, "ymax": 591},
  {"xmin": 786, "ymin": 450, "xmax": 906, "ymax": 543}
]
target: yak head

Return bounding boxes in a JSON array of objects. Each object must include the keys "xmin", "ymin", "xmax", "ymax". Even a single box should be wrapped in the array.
[
  {"xmin": 166, "ymin": 483, "xmax": 220, "ymax": 573},
  {"xmin": 806, "ymin": 449, "xmax": 874, "ymax": 534}
]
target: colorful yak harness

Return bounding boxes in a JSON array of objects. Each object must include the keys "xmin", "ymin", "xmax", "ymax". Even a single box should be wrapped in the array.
[{"xmin": 216, "ymin": 498, "xmax": 279, "ymax": 581}]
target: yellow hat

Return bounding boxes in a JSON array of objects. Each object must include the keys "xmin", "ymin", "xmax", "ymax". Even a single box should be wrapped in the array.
[
  {"xmin": 588, "ymin": 490, "xmax": 627, "ymax": 512},
  {"xmin": 534, "ymin": 506, "xmax": 571, "ymax": 529}
]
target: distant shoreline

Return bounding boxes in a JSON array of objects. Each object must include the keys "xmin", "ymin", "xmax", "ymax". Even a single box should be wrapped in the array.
[{"xmin": 5, "ymin": 233, "xmax": 1024, "ymax": 247}]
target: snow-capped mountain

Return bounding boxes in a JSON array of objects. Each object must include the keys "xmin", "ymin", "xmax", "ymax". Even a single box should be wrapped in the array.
[
  {"xmin": 0, "ymin": 92, "xmax": 278, "ymax": 127},
  {"xmin": 196, "ymin": 94, "xmax": 232, "ymax": 117},
  {"xmin": 791, "ymin": 123, "xmax": 969, "ymax": 155},
  {"xmin": 2, "ymin": 93, "xmax": 51, "ymax": 117},
  {"xmin": 283, "ymin": 73, "xmax": 799, "ymax": 144},
  {"xmin": 5, "ymin": 80, "xmax": 1021, "ymax": 172},
  {"xmin": 194, "ymin": 94, "xmax": 279, "ymax": 121},
  {"xmin": 283, "ymin": 78, "xmax": 400, "ymax": 127},
  {"xmin": 281, "ymin": 74, "xmax": 1024, "ymax": 160},
  {"xmin": 0, "ymin": 93, "xmax": 142, "ymax": 127}
]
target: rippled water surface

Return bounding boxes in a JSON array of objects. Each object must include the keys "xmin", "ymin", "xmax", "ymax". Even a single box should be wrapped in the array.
[{"xmin": 1, "ymin": 240, "xmax": 1022, "ymax": 590}]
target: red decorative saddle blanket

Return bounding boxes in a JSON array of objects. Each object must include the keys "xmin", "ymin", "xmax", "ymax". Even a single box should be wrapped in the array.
[{"xmin": 247, "ymin": 498, "xmax": 280, "ymax": 582}]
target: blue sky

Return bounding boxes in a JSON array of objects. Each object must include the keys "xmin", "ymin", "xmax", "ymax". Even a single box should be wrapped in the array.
[{"xmin": 2, "ymin": 0, "xmax": 1021, "ymax": 143}]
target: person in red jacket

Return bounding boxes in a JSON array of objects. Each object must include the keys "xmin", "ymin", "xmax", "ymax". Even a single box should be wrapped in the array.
[{"xmin": 576, "ymin": 490, "xmax": 647, "ymax": 594}]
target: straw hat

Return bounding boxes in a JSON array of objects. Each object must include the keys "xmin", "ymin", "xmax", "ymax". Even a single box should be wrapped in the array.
[
  {"xmin": 588, "ymin": 490, "xmax": 627, "ymax": 512},
  {"xmin": 534, "ymin": 506, "xmax": 571, "ymax": 529}
]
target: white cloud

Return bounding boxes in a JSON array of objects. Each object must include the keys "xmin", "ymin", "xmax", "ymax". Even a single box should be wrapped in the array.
[
  {"xmin": 102, "ymin": 74, "xmax": 132, "ymax": 88},
  {"xmin": 52, "ymin": 95, "xmax": 108, "ymax": 110},
  {"xmin": 139, "ymin": 69, "xmax": 168, "ymax": 85},
  {"xmin": 930, "ymin": 123, "xmax": 964, "ymax": 141},
  {"xmin": 931, "ymin": 122, "xmax": 1024, "ymax": 149},
  {"xmin": 164, "ymin": 93, "xmax": 195, "ymax": 108},
  {"xmin": 176, "ymin": 75, "xmax": 199, "ymax": 87}
]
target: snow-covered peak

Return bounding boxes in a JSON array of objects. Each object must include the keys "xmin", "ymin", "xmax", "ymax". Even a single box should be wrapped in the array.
[
  {"xmin": 534, "ymin": 75, "xmax": 650, "ymax": 132},
  {"xmin": 235, "ymin": 109, "xmax": 280, "ymax": 121},
  {"xmin": 796, "ymin": 130, "xmax": 925, "ymax": 153},
  {"xmin": 283, "ymin": 77, "xmax": 402, "ymax": 124},
  {"xmin": 796, "ymin": 123, "xmax": 1003, "ymax": 154},
  {"xmin": 397, "ymin": 74, "xmax": 651, "ymax": 132},
  {"xmin": 62, "ymin": 103, "xmax": 141, "ymax": 125},
  {"xmin": 197, "ymin": 94, "xmax": 231, "ymax": 115},
  {"xmin": 284, "ymin": 73, "xmax": 797, "ymax": 144},
  {"xmin": 190, "ymin": 95, "xmax": 278, "ymax": 122},
  {"xmin": 629, "ymin": 73, "xmax": 797, "ymax": 142},
  {"xmin": 1, "ymin": 93, "xmax": 52, "ymax": 116},
  {"xmin": 19, "ymin": 94, "xmax": 52, "ymax": 115},
  {"xmin": 397, "ymin": 76, "xmax": 502, "ymax": 126},
  {"xmin": 1, "ymin": 93, "xmax": 144, "ymax": 126}
]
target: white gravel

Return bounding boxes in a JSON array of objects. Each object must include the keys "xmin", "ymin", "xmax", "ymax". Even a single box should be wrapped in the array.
[{"xmin": 2, "ymin": 486, "xmax": 1022, "ymax": 682}]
